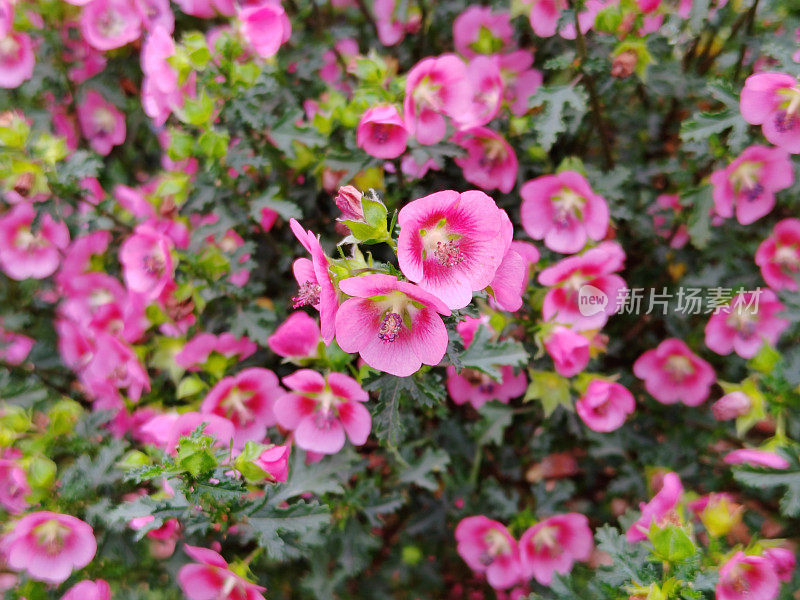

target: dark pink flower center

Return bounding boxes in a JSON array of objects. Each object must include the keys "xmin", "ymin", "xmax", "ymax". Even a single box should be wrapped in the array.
[
  {"xmin": 221, "ymin": 387, "xmax": 255, "ymax": 424},
  {"xmin": 774, "ymin": 110, "xmax": 798, "ymax": 132},
  {"xmin": 378, "ymin": 312, "xmax": 402, "ymax": 342},
  {"xmin": 33, "ymin": 519, "xmax": 70, "ymax": 555},
  {"xmin": 664, "ymin": 354, "xmax": 693, "ymax": 382},
  {"xmin": 292, "ymin": 281, "xmax": 321, "ymax": 308},
  {"xmin": 371, "ymin": 124, "xmax": 392, "ymax": 144},
  {"xmin": 142, "ymin": 253, "xmax": 165, "ymax": 277},
  {"xmin": 433, "ymin": 238, "xmax": 464, "ymax": 267}
]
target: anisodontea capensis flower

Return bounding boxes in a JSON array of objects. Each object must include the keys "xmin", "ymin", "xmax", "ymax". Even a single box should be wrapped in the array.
[
  {"xmin": 79, "ymin": 0, "xmax": 142, "ymax": 51},
  {"xmin": 575, "ymin": 379, "xmax": 635, "ymax": 432},
  {"xmin": 453, "ymin": 6, "xmax": 513, "ymax": 59},
  {"xmin": 77, "ymin": 89, "xmax": 126, "ymax": 155},
  {"xmin": 455, "ymin": 516, "xmax": 523, "ymax": 590},
  {"xmin": 0, "ymin": 201, "xmax": 69, "ymax": 280},
  {"xmin": 763, "ymin": 547, "xmax": 796, "ymax": 582},
  {"xmin": 709, "ymin": 145, "xmax": 793, "ymax": 225},
  {"xmin": 1, "ymin": 511, "xmax": 96, "ymax": 584},
  {"xmin": 0, "ymin": 31, "xmax": 35, "ymax": 88},
  {"xmin": 289, "ymin": 218, "xmax": 337, "ymax": 345},
  {"xmin": 397, "ymin": 189, "xmax": 508, "ymax": 310},
  {"xmin": 626, "ymin": 472, "xmax": 683, "ymax": 542},
  {"xmin": 716, "ymin": 552, "xmax": 779, "ymax": 600},
  {"xmin": 519, "ymin": 513, "xmax": 593, "ymax": 585},
  {"xmin": 175, "ymin": 332, "xmax": 257, "ymax": 369},
  {"xmin": 267, "ymin": 311, "xmax": 321, "ymax": 361},
  {"xmin": 704, "ymin": 289, "xmax": 789, "ymax": 358},
  {"xmin": 119, "ymin": 223, "xmax": 174, "ymax": 300},
  {"xmin": 723, "ymin": 448, "xmax": 790, "ymax": 469},
  {"xmin": 452, "ymin": 126, "xmax": 518, "ymax": 193},
  {"xmin": 755, "ymin": 218, "xmax": 800, "ymax": 291},
  {"xmin": 61, "ymin": 579, "xmax": 111, "ymax": 600},
  {"xmin": 543, "ymin": 325, "xmax": 590, "ymax": 377},
  {"xmin": 632, "ymin": 338, "xmax": 715, "ymax": 407},
  {"xmin": 334, "ymin": 273, "xmax": 451, "ymax": 377},
  {"xmin": 522, "ymin": 0, "xmax": 567, "ymax": 38},
  {"xmin": 273, "ymin": 369, "xmax": 371, "ymax": 454},
  {"xmin": 740, "ymin": 72, "xmax": 800, "ymax": 153},
  {"xmin": 520, "ymin": 171, "xmax": 610, "ymax": 254},
  {"xmin": 0, "ymin": 458, "xmax": 30, "ymax": 514},
  {"xmin": 446, "ymin": 317, "xmax": 527, "ymax": 409},
  {"xmin": 200, "ymin": 368, "xmax": 282, "ymax": 448},
  {"xmin": 712, "ymin": 391, "xmax": 752, "ymax": 420},
  {"xmin": 356, "ymin": 104, "xmax": 408, "ymax": 159},
  {"xmin": 537, "ymin": 241, "xmax": 626, "ymax": 331},
  {"xmin": 178, "ymin": 545, "xmax": 266, "ymax": 600},
  {"xmin": 238, "ymin": 1, "xmax": 291, "ymax": 59}
]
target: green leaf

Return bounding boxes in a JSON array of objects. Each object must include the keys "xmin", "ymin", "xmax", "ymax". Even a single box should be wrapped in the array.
[
  {"xmin": 528, "ymin": 85, "xmax": 588, "ymax": 151},
  {"xmin": 683, "ymin": 186, "xmax": 713, "ymax": 250},
  {"xmin": 267, "ymin": 449, "xmax": 360, "ymax": 507},
  {"xmin": 524, "ymin": 370, "xmax": 572, "ymax": 417},
  {"xmin": 458, "ymin": 326, "xmax": 529, "ymax": 381},
  {"xmin": 249, "ymin": 186, "xmax": 302, "ymax": 222},
  {"xmin": 397, "ymin": 448, "xmax": 450, "ymax": 491},
  {"xmin": 732, "ymin": 452, "xmax": 800, "ymax": 517},
  {"xmin": 650, "ymin": 525, "xmax": 696, "ymax": 562},
  {"xmin": 476, "ymin": 402, "xmax": 514, "ymax": 446},
  {"xmin": 246, "ymin": 501, "xmax": 331, "ymax": 559}
]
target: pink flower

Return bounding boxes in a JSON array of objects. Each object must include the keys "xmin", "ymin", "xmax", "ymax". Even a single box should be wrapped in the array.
[
  {"xmin": 289, "ymin": 218, "xmax": 338, "ymax": 345},
  {"xmin": 519, "ymin": 513, "xmax": 593, "ymax": 585},
  {"xmin": 238, "ymin": 1, "xmax": 291, "ymax": 59},
  {"xmin": 0, "ymin": 459, "xmax": 30, "ymax": 514},
  {"xmin": 446, "ymin": 317, "xmax": 527, "ymax": 409},
  {"xmin": 334, "ymin": 185, "xmax": 364, "ymax": 222},
  {"xmin": 80, "ymin": 0, "xmax": 142, "ymax": 51},
  {"xmin": 544, "ymin": 326, "xmax": 590, "ymax": 377},
  {"xmin": 175, "ymin": 332, "xmax": 256, "ymax": 369},
  {"xmin": 274, "ymin": 369, "xmax": 371, "ymax": 454},
  {"xmin": 1, "ymin": 511, "xmax": 96, "ymax": 584},
  {"xmin": 626, "ymin": 472, "xmax": 683, "ymax": 542},
  {"xmin": 756, "ymin": 218, "xmax": 800, "ymax": 291},
  {"xmin": 520, "ymin": 171, "xmax": 609, "ymax": 254},
  {"xmin": 334, "ymin": 274, "xmax": 451, "ymax": 377},
  {"xmin": 61, "ymin": 580, "xmax": 111, "ymax": 600},
  {"xmin": 404, "ymin": 54, "xmax": 471, "ymax": 145},
  {"xmin": 576, "ymin": 380, "xmax": 635, "ymax": 432},
  {"xmin": 763, "ymin": 547, "xmax": 795, "ymax": 582},
  {"xmin": 455, "ymin": 516, "xmax": 523, "ymax": 590},
  {"xmin": 77, "ymin": 90, "xmax": 126, "ymax": 155},
  {"xmin": 648, "ymin": 193, "xmax": 689, "ymax": 249},
  {"xmin": 119, "ymin": 224, "xmax": 174, "ymax": 300},
  {"xmin": 537, "ymin": 242, "xmax": 626, "ymax": 330},
  {"xmin": 356, "ymin": 105, "xmax": 408, "ymax": 159},
  {"xmin": 723, "ymin": 449, "xmax": 790, "ymax": 469},
  {"xmin": 0, "ymin": 202, "xmax": 69, "ymax": 280},
  {"xmin": 523, "ymin": 0, "xmax": 567, "ymax": 37},
  {"xmin": 0, "ymin": 325, "xmax": 33, "ymax": 365},
  {"xmin": 254, "ymin": 443, "xmax": 290, "ymax": 482},
  {"xmin": 397, "ymin": 190, "xmax": 507, "ymax": 309},
  {"xmin": 462, "ymin": 56, "xmax": 504, "ymax": 128},
  {"xmin": 487, "ymin": 212, "xmax": 529, "ymax": 312},
  {"xmin": 716, "ymin": 552, "xmax": 779, "ymax": 600},
  {"xmin": 704, "ymin": 289, "xmax": 789, "ymax": 358},
  {"xmin": 373, "ymin": 0, "xmax": 420, "ymax": 46},
  {"xmin": 499, "ymin": 51, "xmax": 543, "ymax": 117},
  {"xmin": 0, "ymin": 31, "xmax": 35, "ymax": 88},
  {"xmin": 559, "ymin": 0, "xmax": 605, "ymax": 39},
  {"xmin": 452, "ymin": 127, "xmax": 518, "ymax": 193},
  {"xmin": 709, "ymin": 145, "xmax": 793, "ymax": 225},
  {"xmin": 200, "ymin": 368, "xmax": 282, "ymax": 448},
  {"xmin": 164, "ymin": 412, "xmax": 236, "ymax": 453},
  {"xmin": 740, "ymin": 72, "xmax": 800, "ymax": 153},
  {"xmin": 453, "ymin": 6, "xmax": 513, "ymax": 58},
  {"xmin": 267, "ymin": 311, "xmax": 321, "ymax": 360},
  {"xmin": 178, "ymin": 545, "xmax": 266, "ymax": 600},
  {"xmin": 632, "ymin": 338, "xmax": 715, "ymax": 407},
  {"xmin": 712, "ymin": 391, "xmax": 752, "ymax": 420}
]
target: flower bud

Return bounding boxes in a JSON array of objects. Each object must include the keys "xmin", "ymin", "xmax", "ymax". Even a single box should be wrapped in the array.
[
  {"xmin": 711, "ymin": 391, "xmax": 752, "ymax": 421},
  {"xmin": 611, "ymin": 51, "xmax": 638, "ymax": 78},
  {"xmin": 334, "ymin": 185, "xmax": 364, "ymax": 222}
]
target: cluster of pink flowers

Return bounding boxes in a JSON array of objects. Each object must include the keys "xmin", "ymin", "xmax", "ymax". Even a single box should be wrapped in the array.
[{"xmin": 455, "ymin": 512, "xmax": 593, "ymax": 591}]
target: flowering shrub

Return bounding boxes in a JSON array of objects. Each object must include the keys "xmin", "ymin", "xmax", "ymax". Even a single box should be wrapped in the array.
[{"xmin": 1, "ymin": 0, "xmax": 800, "ymax": 598}]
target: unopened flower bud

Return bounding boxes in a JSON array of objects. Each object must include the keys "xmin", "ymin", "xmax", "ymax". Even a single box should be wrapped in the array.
[
  {"xmin": 611, "ymin": 50, "xmax": 638, "ymax": 78},
  {"xmin": 334, "ymin": 185, "xmax": 364, "ymax": 222},
  {"xmin": 712, "ymin": 391, "xmax": 752, "ymax": 421}
]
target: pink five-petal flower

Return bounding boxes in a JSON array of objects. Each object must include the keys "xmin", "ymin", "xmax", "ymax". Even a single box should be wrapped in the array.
[
  {"xmin": 520, "ymin": 171, "xmax": 610, "ymax": 254},
  {"xmin": 267, "ymin": 311, "xmax": 321, "ymax": 360},
  {"xmin": 626, "ymin": 472, "xmax": 683, "ymax": 543},
  {"xmin": 537, "ymin": 241, "xmax": 626, "ymax": 331},
  {"xmin": 0, "ymin": 31, "xmax": 35, "ymax": 88},
  {"xmin": 80, "ymin": 0, "xmax": 142, "ymax": 51},
  {"xmin": 397, "ymin": 189, "xmax": 506, "ymax": 309},
  {"xmin": 77, "ymin": 90, "xmax": 126, "ymax": 155},
  {"xmin": 740, "ymin": 71, "xmax": 800, "ymax": 153},
  {"xmin": 499, "ymin": 51, "xmax": 543, "ymax": 117},
  {"xmin": 334, "ymin": 274, "xmax": 451, "ymax": 377},
  {"xmin": 709, "ymin": 145, "xmax": 793, "ymax": 225},
  {"xmin": 453, "ymin": 6, "xmax": 513, "ymax": 59},
  {"xmin": 403, "ymin": 54, "xmax": 471, "ymax": 145},
  {"xmin": 716, "ymin": 552, "xmax": 779, "ymax": 600},
  {"xmin": 356, "ymin": 105, "xmax": 408, "ymax": 159},
  {"xmin": 273, "ymin": 369, "xmax": 370, "ymax": 455},
  {"xmin": 164, "ymin": 412, "xmax": 236, "ymax": 454},
  {"xmin": 544, "ymin": 325, "xmax": 590, "ymax": 377},
  {"xmin": 200, "ymin": 367, "xmax": 282, "ymax": 448},
  {"xmin": 0, "ymin": 202, "xmax": 69, "ymax": 280},
  {"xmin": 238, "ymin": 1, "xmax": 290, "ymax": 59},
  {"xmin": 632, "ymin": 338, "xmax": 715, "ymax": 406},
  {"xmin": 756, "ymin": 218, "xmax": 800, "ymax": 291},
  {"xmin": 1, "ymin": 511, "xmax": 97, "ymax": 585},
  {"xmin": 446, "ymin": 317, "xmax": 527, "ymax": 409},
  {"xmin": 763, "ymin": 547, "xmax": 796, "ymax": 582},
  {"xmin": 524, "ymin": 0, "xmax": 567, "ymax": 37},
  {"xmin": 704, "ymin": 289, "xmax": 789, "ymax": 359},
  {"xmin": 576, "ymin": 379, "xmax": 635, "ymax": 432},
  {"xmin": 455, "ymin": 516, "xmax": 523, "ymax": 590},
  {"xmin": 452, "ymin": 127, "xmax": 518, "ymax": 194},
  {"xmin": 459, "ymin": 56, "xmax": 504, "ymax": 129},
  {"xmin": 119, "ymin": 224, "xmax": 174, "ymax": 300},
  {"xmin": 178, "ymin": 545, "xmax": 266, "ymax": 600},
  {"xmin": 61, "ymin": 579, "xmax": 111, "ymax": 600},
  {"xmin": 519, "ymin": 513, "xmax": 593, "ymax": 586},
  {"xmin": 723, "ymin": 448, "xmax": 790, "ymax": 469},
  {"xmin": 289, "ymin": 218, "xmax": 338, "ymax": 345}
]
